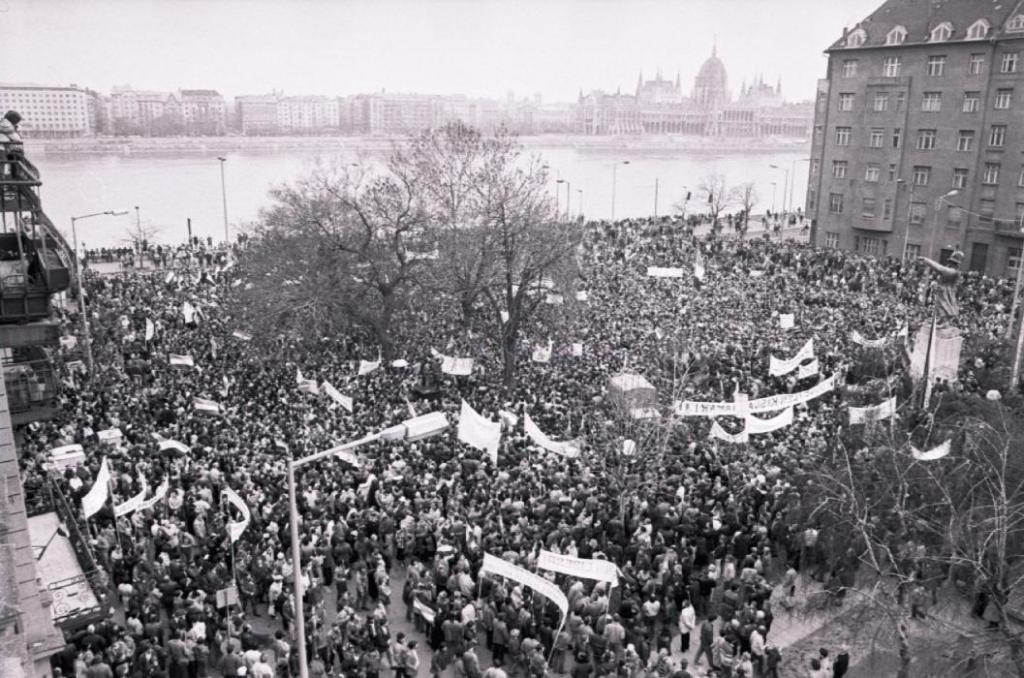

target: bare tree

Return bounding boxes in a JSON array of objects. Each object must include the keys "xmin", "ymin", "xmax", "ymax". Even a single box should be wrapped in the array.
[
  {"xmin": 122, "ymin": 218, "xmax": 162, "ymax": 264},
  {"xmin": 698, "ymin": 172, "xmax": 731, "ymax": 226},
  {"xmin": 731, "ymin": 181, "xmax": 758, "ymax": 227}
]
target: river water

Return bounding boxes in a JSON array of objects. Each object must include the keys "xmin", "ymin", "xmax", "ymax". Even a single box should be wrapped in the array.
[{"xmin": 31, "ymin": 144, "xmax": 810, "ymax": 249}]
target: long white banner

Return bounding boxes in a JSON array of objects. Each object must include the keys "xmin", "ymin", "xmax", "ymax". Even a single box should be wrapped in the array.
[
  {"xmin": 524, "ymin": 412, "xmax": 580, "ymax": 458},
  {"xmin": 709, "ymin": 420, "xmax": 748, "ymax": 444},
  {"xmin": 849, "ymin": 397, "xmax": 896, "ymax": 425},
  {"xmin": 137, "ymin": 478, "xmax": 169, "ymax": 512},
  {"xmin": 849, "ymin": 329, "xmax": 889, "ymax": 348},
  {"xmin": 745, "ymin": 406, "xmax": 794, "ymax": 434},
  {"xmin": 768, "ymin": 339, "xmax": 814, "ymax": 377},
  {"xmin": 457, "ymin": 400, "xmax": 501, "ymax": 464},
  {"xmin": 646, "ymin": 266, "xmax": 685, "ymax": 278},
  {"xmin": 81, "ymin": 457, "xmax": 111, "ymax": 519},
  {"xmin": 481, "ymin": 553, "xmax": 568, "ymax": 621},
  {"xmin": 911, "ymin": 440, "xmax": 951, "ymax": 461},
  {"xmin": 321, "ymin": 381, "xmax": 354, "ymax": 412},
  {"xmin": 676, "ymin": 373, "xmax": 838, "ymax": 417},
  {"xmin": 536, "ymin": 550, "xmax": 619, "ymax": 586}
]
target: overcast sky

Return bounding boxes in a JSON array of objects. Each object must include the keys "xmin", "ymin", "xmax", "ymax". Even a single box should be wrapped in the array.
[{"xmin": 7, "ymin": 0, "xmax": 880, "ymax": 103}]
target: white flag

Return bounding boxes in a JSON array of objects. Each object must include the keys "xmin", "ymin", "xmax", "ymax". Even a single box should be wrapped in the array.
[
  {"xmin": 81, "ymin": 457, "xmax": 111, "ymax": 518},
  {"xmin": 169, "ymin": 354, "xmax": 195, "ymax": 368},
  {"xmin": 358, "ymin": 358, "xmax": 380, "ymax": 376},
  {"xmin": 296, "ymin": 368, "xmax": 319, "ymax": 394},
  {"xmin": 193, "ymin": 397, "xmax": 221, "ymax": 415},
  {"xmin": 322, "ymin": 381, "xmax": 353, "ymax": 412},
  {"xmin": 114, "ymin": 478, "xmax": 149, "ymax": 518},
  {"xmin": 222, "ymin": 487, "xmax": 251, "ymax": 543},
  {"xmin": 145, "ymin": 318, "xmax": 155, "ymax": 341}
]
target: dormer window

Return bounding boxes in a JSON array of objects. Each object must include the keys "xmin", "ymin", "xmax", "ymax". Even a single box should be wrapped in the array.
[
  {"xmin": 1008, "ymin": 14, "xmax": 1024, "ymax": 32},
  {"xmin": 847, "ymin": 28, "xmax": 866, "ymax": 48},
  {"xmin": 887, "ymin": 25, "xmax": 908, "ymax": 45},
  {"xmin": 967, "ymin": 19, "xmax": 990, "ymax": 39},
  {"xmin": 930, "ymin": 22, "xmax": 953, "ymax": 42}
]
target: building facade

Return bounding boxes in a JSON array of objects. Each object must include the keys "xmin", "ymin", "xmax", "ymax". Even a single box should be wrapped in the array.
[
  {"xmin": 576, "ymin": 49, "xmax": 813, "ymax": 138},
  {"xmin": 108, "ymin": 87, "xmax": 183, "ymax": 136},
  {"xmin": 235, "ymin": 94, "xmax": 280, "ymax": 135},
  {"xmin": 807, "ymin": 0, "xmax": 1024, "ymax": 276},
  {"xmin": 0, "ymin": 85, "xmax": 93, "ymax": 138},
  {"xmin": 276, "ymin": 96, "xmax": 340, "ymax": 133},
  {"xmin": 179, "ymin": 90, "xmax": 227, "ymax": 136}
]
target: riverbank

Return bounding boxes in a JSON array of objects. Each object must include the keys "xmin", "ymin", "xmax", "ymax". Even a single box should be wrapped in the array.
[{"xmin": 29, "ymin": 133, "xmax": 810, "ymax": 157}]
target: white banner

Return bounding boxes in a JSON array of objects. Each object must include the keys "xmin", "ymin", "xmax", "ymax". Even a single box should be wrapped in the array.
[
  {"xmin": 571, "ymin": 342, "xmax": 584, "ymax": 357},
  {"xmin": 849, "ymin": 330, "xmax": 889, "ymax": 348},
  {"xmin": 193, "ymin": 397, "xmax": 221, "ymax": 415},
  {"xmin": 779, "ymin": 313, "xmax": 795, "ymax": 329},
  {"xmin": 575, "ymin": 291, "xmax": 589, "ymax": 302},
  {"xmin": 457, "ymin": 400, "xmax": 502, "ymax": 464},
  {"xmin": 145, "ymin": 319, "xmax": 155, "ymax": 341},
  {"xmin": 114, "ymin": 479, "xmax": 149, "ymax": 518},
  {"xmin": 647, "ymin": 266, "xmax": 685, "ymax": 278},
  {"xmin": 797, "ymin": 358, "xmax": 820, "ymax": 380},
  {"xmin": 481, "ymin": 553, "xmax": 568, "ymax": 621},
  {"xmin": 745, "ymin": 406, "xmax": 794, "ymax": 434},
  {"xmin": 48, "ymin": 443, "xmax": 85, "ymax": 470},
  {"xmin": 499, "ymin": 409, "xmax": 519, "ymax": 429},
  {"xmin": 137, "ymin": 478, "xmax": 169, "ymax": 512},
  {"xmin": 358, "ymin": 359, "xmax": 380, "ymax": 376},
  {"xmin": 545, "ymin": 293, "xmax": 564, "ymax": 305},
  {"xmin": 439, "ymin": 354, "xmax": 474, "ymax": 376},
  {"xmin": 404, "ymin": 411, "xmax": 449, "ymax": 442},
  {"xmin": 849, "ymin": 397, "xmax": 897, "ymax": 425},
  {"xmin": 169, "ymin": 354, "xmax": 195, "ymax": 368},
  {"xmin": 531, "ymin": 341, "xmax": 553, "ymax": 364},
  {"xmin": 182, "ymin": 301, "xmax": 197, "ymax": 324},
  {"xmin": 97, "ymin": 428, "xmax": 124, "ymax": 447},
  {"xmin": 523, "ymin": 412, "xmax": 579, "ymax": 458},
  {"xmin": 81, "ymin": 457, "xmax": 111, "ymax": 519},
  {"xmin": 769, "ymin": 339, "xmax": 815, "ymax": 377},
  {"xmin": 158, "ymin": 439, "xmax": 190, "ymax": 455},
  {"xmin": 675, "ymin": 400, "xmax": 740, "ymax": 417},
  {"xmin": 747, "ymin": 373, "xmax": 838, "ymax": 414},
  {"xmin": 296, "ymin": 368, "xmax": 319, "ymax": 395},
  {"xmin": 321, "ymin": 381, "xmax": 354, "ymax": 412},
  {"xmin": 694, "ymin": 253, "xmax": 706, "ymax": 282},
  {"xmin": 930, "ymin": 327, "xmax": 962, "ymax": 384},
  {"xmin": 222, "ymin": 487, "xmax": 251, "ymax": 543},
  {"xmin": 231, "ymin": 330, "xmax": 252, "ymax": 342},
  {"xmin": 911, "ymin": 440, "xmax": 951, "ymax": 461},
  {"xmin": 709, "ymin": 420, "xmax": 749, "ymax": 444},
  {"xmin": 909, "ymin": 322, "xmax": 931, "ymax": 381},
  {"xmin": 537, "ymin": 550, "xmax": 619, "ymax": 586}
]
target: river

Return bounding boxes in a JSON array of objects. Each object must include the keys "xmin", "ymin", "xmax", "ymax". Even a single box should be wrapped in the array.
[{"xmin": 29, "ymin": 144, "xmax": 811, "ymax": 249}]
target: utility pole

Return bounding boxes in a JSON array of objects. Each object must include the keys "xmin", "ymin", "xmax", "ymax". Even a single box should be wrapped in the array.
[{"xmin": 653, "ymin": 178, "xmax": 659, "ymax": 218}]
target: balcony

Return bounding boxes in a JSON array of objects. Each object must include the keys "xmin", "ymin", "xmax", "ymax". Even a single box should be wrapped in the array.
[
  {"xmin": 2, "ymin": 347, "xmax": 57, "ymax": 425},
  {"xmin": 995, "ymin": 220, "xmax": 1024, "ymax": 238}
]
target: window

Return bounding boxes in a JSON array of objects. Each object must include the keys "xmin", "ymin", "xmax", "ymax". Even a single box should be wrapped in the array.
[
  {"xmin": 1017, "ymin": 203, "xmax": 1024, "ymax": 227},
  {"xmin": 847, "ymin": 28, "xmax": 866, "ymax": 48},
  {"xmin": 887, "ymin": 25, "xmax": 907, "ymax": 45},
  {"xmin": 883, "ymin": 57, "xmax": 902, "ymax": 77},
  {"xmin": 829, "ymin": 193, "xmax": 844, "ymax": 213},
  {"xmin": 947, "ymin": 205, "xmax": 963, "ymax": 225},
  {"xmin": 892, "ymin": 128, "xmax": 902, "ymax": 149},
  {"xmin": 835, "ymin": 127, "xmax": 851, "ymax": 145},
  {"xmin": 906, "ymin": 243, "xmax": 922, "ymax": 258},
  {"xmin": 825, "ymin": 232, "xmax": 840, "ymax": 248},
  {"xmin": 983, "ymin": 163, "xmax": 1000, "ymax": 184},
  {"xmin": 980, "ymin": 199, "xmax": 995, "ymax": 222},
  {"xmin": 989, "ymin": 125, "xmax": 1007, "ymax": 147},
  {"xmin": 953, "ymin": 168, "xmax": 969, "ymax": 189},
  {"xmin": 1008, "ymin": 248, "xmax": 1021, "ymax": 276},
  {"xmin": 862, "ymin": 197, "xmax": 877, "ymax": 218},
  {"xmin": 873, "ymin": 92, "xmax": 889, "ymax": 111},
  {"xmin": 922, "ymin": 92, "xmax": 942, "ymax": 111},
  {"xmin": 916, "ymin": 129, "xmax": 937, "ymax": 150},
  {"xmin": 856, "ymin": 236, "xmax": 886, "ymax": 256},
  {"xmin": 808, "ymin": 189, "xmax": 816, "ymax": 209},
  {"xmin": 895, "ymin": 91, "xmax": 906, "ymax": 111},
  {"xmin": 910, "ymin": 202, "xmax": 926, "ymax": 224},
  {"xmin": 957, "ymin": 131, "xmax": 975, "ymax": 152},
  {"xmin": 1001, "ymin": 52, "xmax": 1019, "ymax": 73},
  {"xmin": 1019, "ymin": 165, "xmax": 1024, "ymax": 187},
  {"xmin": 842, "ymin": 59, "xmax": 859, "ymax": 77},
  {"xmin": 930, "ymin": 22, "xmax": 952, "ymax": 42},
  {"xmin": 913, "ymin": 166, "xmax": 931, "ymax": 186},
  {"xmin": 1009, "ymin": 15, "xmax": 1024, "ymax": 32},
  {"xmin": 883, "ymin": 198, "xmax": 893, "ymax": 220},
  {"xmin": 832, "ymin": 160, "xmax": 848, "ymax": 178},
  {"xmin": 995, "ymin": 89, "xmax": 1013, "ymax": 109},
  {"xmin": 927, "ymin": 55, "xmax": 947, "ymax": 76},
  {"xmin": 963, "ymin": 92, "xmax": 980, "ymax": 112},
  {"xmin": 869, "ymin": 128, "xmax": 885, "ymax": 148},
  {"xmin": 888, "ymin": 164, "xmax": 897, "ymax": 182},
  {"xmin": 865, "ymin": 165, "xmax": 880, "ymax": 182},
  {"xmin": 967, "ymin": 19, "xmax": 990, "ymax": 40},
  {"xmin": 811, "ymin": 159, "xmax": 820, "ymax": 175},
  {"xmin": 839, "ymin": 93, "xmax": 855, "ymax": 111}
]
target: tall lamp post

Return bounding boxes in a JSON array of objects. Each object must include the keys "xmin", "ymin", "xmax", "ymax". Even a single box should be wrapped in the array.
[
  {"xmin": 769, "ymin": 164, "xmax": 790, "ymax": 213},
  {"xmin": 610, "ymin": 160, "xmax": 630, "ymax": 221},
  {"xmin": 134, "ymin": 205, "xmax": 142, "ymax": 268},
  {"xmin": 217, "ymin": 156, "xmax": 229, "ymax": 244},
  {"xmin": 556, "ymin": 179, "xmax": 572, "ymax": 220},
  {"xmin": 577, "ymin": 189, "xmax": 583, "ymax": 219},
  {"xmin": 71, "ymin": 209, "xmax": 129, "ymax": 373},
  {"xmin": 896, "ymin": 179, "xmax": 915, "ymax": 261},
  {"xmin": 790, "ymin": 158, "xmax": 810, "ymax": 218},
  {"xmin": 770, "ymin": 182, "xmax": 777, "ymax": 213}
]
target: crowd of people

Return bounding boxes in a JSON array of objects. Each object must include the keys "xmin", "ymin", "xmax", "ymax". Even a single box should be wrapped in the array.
[{"xmin": 18, "ymin": 212, "xmax": 1019, "ymax": 678}]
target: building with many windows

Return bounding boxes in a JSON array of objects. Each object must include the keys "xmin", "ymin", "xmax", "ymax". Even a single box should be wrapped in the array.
[
  {"xmin": 0, "ymin": 84, "xmax": 95, "ymax": 138},
  {"xmin": 807, "ymin": 0, "xmax": 1024, "ymax": 276},
  {"xmin": 179, "ymin": 89, "xmax": 227, "ymax": 136}
]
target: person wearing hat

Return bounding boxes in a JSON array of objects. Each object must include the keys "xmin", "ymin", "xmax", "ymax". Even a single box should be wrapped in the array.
[{"xmin": 1, "ymin": 110, "xmax": 22, "ymax": 152}]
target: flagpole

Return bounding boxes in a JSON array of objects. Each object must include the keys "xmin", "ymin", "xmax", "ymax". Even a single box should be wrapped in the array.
[
  {"xmin": 286, "ymin": 456, "xmax": 310, "ymax": 678},
  {"xmin": 922, "ymin": 315, "xmax": 937, "ymax": 409},
  {"xmin": 222, "ymin": 492, "xmax": 241, "ymax": 626}
]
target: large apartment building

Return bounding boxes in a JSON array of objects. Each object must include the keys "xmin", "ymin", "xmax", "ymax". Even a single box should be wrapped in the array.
[
  {"xmin": 807, "ymin": 0, "xmax": 1024, "ymax": 276},
  {"xmin": 0, "ymin": 85, "xmax": 96, "ymax": 138}
]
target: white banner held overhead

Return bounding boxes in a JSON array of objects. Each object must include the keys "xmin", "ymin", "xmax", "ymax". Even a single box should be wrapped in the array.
[
  {"xmin": 779, "ymin": 313, "xmax": 795, "ymax": 329},
  {"xmin": 849, "ymin": 397, "xmax": 897, "ymax": 425},
  {"xmin": 231, "ymin": 330, "xmax": 252, "ymax": 342},
  {"xmin": 545, "ymin": 293, "xmax": 564, "ymax": 305},
  {"xmin": 747, "ymin": 373, "xmax": 838, "ymax": 414},
  {"xmin": 81, "ymin": 457, "xmax": 111, "ymax": 519},
  {"xmin": 675, "ymin": 400, "xmax": 739, "ymax": 417},
  {"xmin": 457, "ymin": 400, "xmax": 502, "ymax": 464},
  {"xmin": 575, "ymin": 291, "xmax": 589, "ymax": 302},
  {"xmin": 849, "ymin": 329, "xmax": 889, "ymax": 348},
  {"xmin": 137, "ymin": 478, "xmax": 170, "ymax": 512},
  {"xmin": 537, "ymin": 550, "xmax": 619, "ymax": 586},
  {"xmin": 48, "ymin": 444, "xmax": 85, "ymax": 470},
  {"xmin": 571, "ymin": 342, "xmax": 584, "ymax": 357},
  {"xmin": 531, "ymin": 340, "xmax": 553, "ymax": 364},
  {"xmin": 440, "ymin": 355, "xmax": 474, "ymax": 376},
  {"xmin": 182, "ymin": 301, "xmax": 197, "ymax": 324},
  {"xmin": 797, "ymin": 358, "xmax": 820, "ymax": 380},
  {"xmin": 911, "ymin": 440, "xmax": 951, "ymax": 461},
  {"xmin": 145, "ymin": 319, "xmax": 155, "ymax": 341},
  {"xmin": 114, "ymin": 479, "xmax": 149, "ymax": 518},
  {"xmin": 709, "ymin": 420, "xmax": 749, "ymax": 444},
  {"xmin": 169, "ymin": 354, "xmax": 195, "ymax": 369},
  {"xmin": 358, "ymin": 358, "xmax": 380, "ymax": 376},
  {"xmin": 768, "ymin": 339, "xmax": 815, "ymax": 377},
  {"xmin": 523, "ymin": 412, "xmax": 580, "ymax": 458},
  {"xmin": 193, "ymin": 397, "xmax": 221, "ymax": 415},
  {"xmin": 158, "ymin": 439, "xmax": 190, "ymax": 455},
  {"xmin": 745, "ymin": 406, "xmax": 794, "ymax": 434},
  {"xmin": 222, "ymin": 487, "xmax": 251, "ymax": 543},
  {"xmin": 693, "ymin": 252, "xmax": 706, "ymax": 282},
  {"xmin": 646, "ymin": 266, "xmax": 685, "ymax": 278},
  {"xmin": 321, "ymin": 381, "xmax": 354, "ymax": 412},
  {"xmin": 481, "ymin": 553, "xmax": 568, "ymax": 621}
]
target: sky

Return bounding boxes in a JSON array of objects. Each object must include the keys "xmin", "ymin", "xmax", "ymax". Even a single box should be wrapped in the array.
[{"xmin": 5, "ymin": 0, "xmax": 881, "ymax": 103}]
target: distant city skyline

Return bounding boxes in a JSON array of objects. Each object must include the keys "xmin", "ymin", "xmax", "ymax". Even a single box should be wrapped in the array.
[{"xmin": 9, "ymin": 0, "xmax": 880, "ymax": 103}]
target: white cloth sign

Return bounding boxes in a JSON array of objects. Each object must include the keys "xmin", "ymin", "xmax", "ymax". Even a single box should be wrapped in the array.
[
  {"xmin": 169, "ymin": 354, "xmax": 195, "ymax": 368},
  {"xmin": 457, "ymin": 400, "xmax": 501, "ymax": 464},
  {"xmin": 231, "ymin": 330, "xmax": 252, "ymax": 342},
  {"xmin": 745, "ymin": 407, "xmax": 794, "ymax": 434},
  {"xmin": 222, "ymin": 487, "xmax": 251, "ymax": 543},
  {"xmin": 322, "ymin": 381, "xmax": 353, "ymax": 412},
  {"xmin": 911, "ymin": 440, "xmax": 951, "ymax": 461},
  {"xmin": 158, "ymin": 439, "xmax": 190, "ymax": 455},
  {"xmin": 481, "ymin": 553, "xmax": 569, "ymax": 621},
  {"xmin": 797, "ymin": 358, "xmax": 820, "ymax": 380},
  {"xmin": 114, "ymin": 479, "xmax": 149, "ymax": 518},
  {"xmin": 358, "ymin": 359, "xmax": 380, "ymax": 376},
  {"xmin": 531, "ymin": 341, "xmax": 553, "ymax": 364},
  {"xmin": 82, "ymin": 457, "xmax": 111, "ymax": 518},
  {"xmin": 849, "ymin": 330, "xmax": 888, "ymax": 348},
  {"xmin": 571, "ymin": 342, "xmax": 584, "ymax": 357},
  {"xmin": 182, "ymin": 301, "xmax": 197, "ymax": 324},
  {"xmin": 439, "ymin": 354, "xmax": 474, "ymax": 376},
  {"xmin": 137, "ymin": 478, "xmax": 169, "ymax": 512},
  {"xmin": 193, "ymin": 397, "xmax": 221, "ymax": 414},
  {"xmin": 677, "ymin": 373, "xmax": 838, "ymax": 417},
  {"xmin": 779, "ymin": 313, "xmax": 795, "ymax": 329},
  {"xmin": 523, "ymin": 412, "xmax": 579, "ymax": 458},
  {"xmin": 849, "ymin": 397, "xmax": 897, "ymax": 425},
  {"xmin": 145, "ymin": 319, "xmax": 155, "ymax": 341},
  {"xmin": 575, "ymin": 291, "xmax": 589, "ymax": 302},
  {"xmin": 768, "ymin": 339, "xmax": 814, "ymax": 377},
  {"xmin": 537, "ymin": 550, "xmax": 619, "ymax": 586},
  {"xmin": 709, "ymin": 421, "xmax": 749, "ymax": 444},
  {"xmin": 646, "ymin": 266, "xmax": 685, "ymax": 278}
]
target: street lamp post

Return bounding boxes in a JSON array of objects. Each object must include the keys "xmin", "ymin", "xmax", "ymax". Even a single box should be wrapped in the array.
[
  {"xmin": 134, "ymin": 206, "xmax": 142, "ymax": 268},
  {"xmin": 769, "ymin": 164, "xmax": 790, "ymax": 213},
  {"xmin": 770, "ymin": 182, "xmax": 777, "ymax": 213},
  {"xmin": 70, "ymin": 209, "xmax": 130, "ymax": 374},
  {"xmin": 577, "ymin": 189, "xmax": 583, "ymax": 219},
  {"xmin": 610, "ymin": 160, "xmax": 630, "ymax": 221},
  {"xmin": 217, "ymin": 156, "xmax": 229, "ymax": 244},
  {"xmin": 556, "ymin": 179, "xmax": 571, "ymax": 221},
  {"xmin": 897, "ymin": 179, "xmax": 915, "ymax": 261},
  {"xmin": 790, "ymin": 158, "xmax": 810, "ymax": 219}
]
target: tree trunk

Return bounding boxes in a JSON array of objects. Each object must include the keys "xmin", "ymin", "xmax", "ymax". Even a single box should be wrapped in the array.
[
  {"xmin": 896, "ymin": 620, "xmax": 912, "ymax": 678},
  {"xmin": 501, "ymin": 329, "xmax": 517, "ymax": 392}
]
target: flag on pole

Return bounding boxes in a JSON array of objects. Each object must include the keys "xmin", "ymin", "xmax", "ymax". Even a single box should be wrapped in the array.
[
  {"xmin": 321, "ymin": 381, "xmax": 353, "ymax": 412},
  {"xmin": 193, "ymin": 397, "xmax": 221, "ymax": 415},
  {"xmin": 222, "ymin": 487, "xmax": 251, "ymax": 543},
  {"xmin": 169, "ymin": 354, "xmax": 195, "ymax": 368},
  {"xmin": 145, "ymin": 318, "xmax": 155, "ymax": 341},
  {"xmin": 81, "ymin": 457, "xmax": 111, "ymax": 518}
]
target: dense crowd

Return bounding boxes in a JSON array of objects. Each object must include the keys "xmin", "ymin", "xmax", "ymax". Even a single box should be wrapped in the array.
[{"xmin": 19, "ymin": 216, "xmax": 1018, "ymax": 678}]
